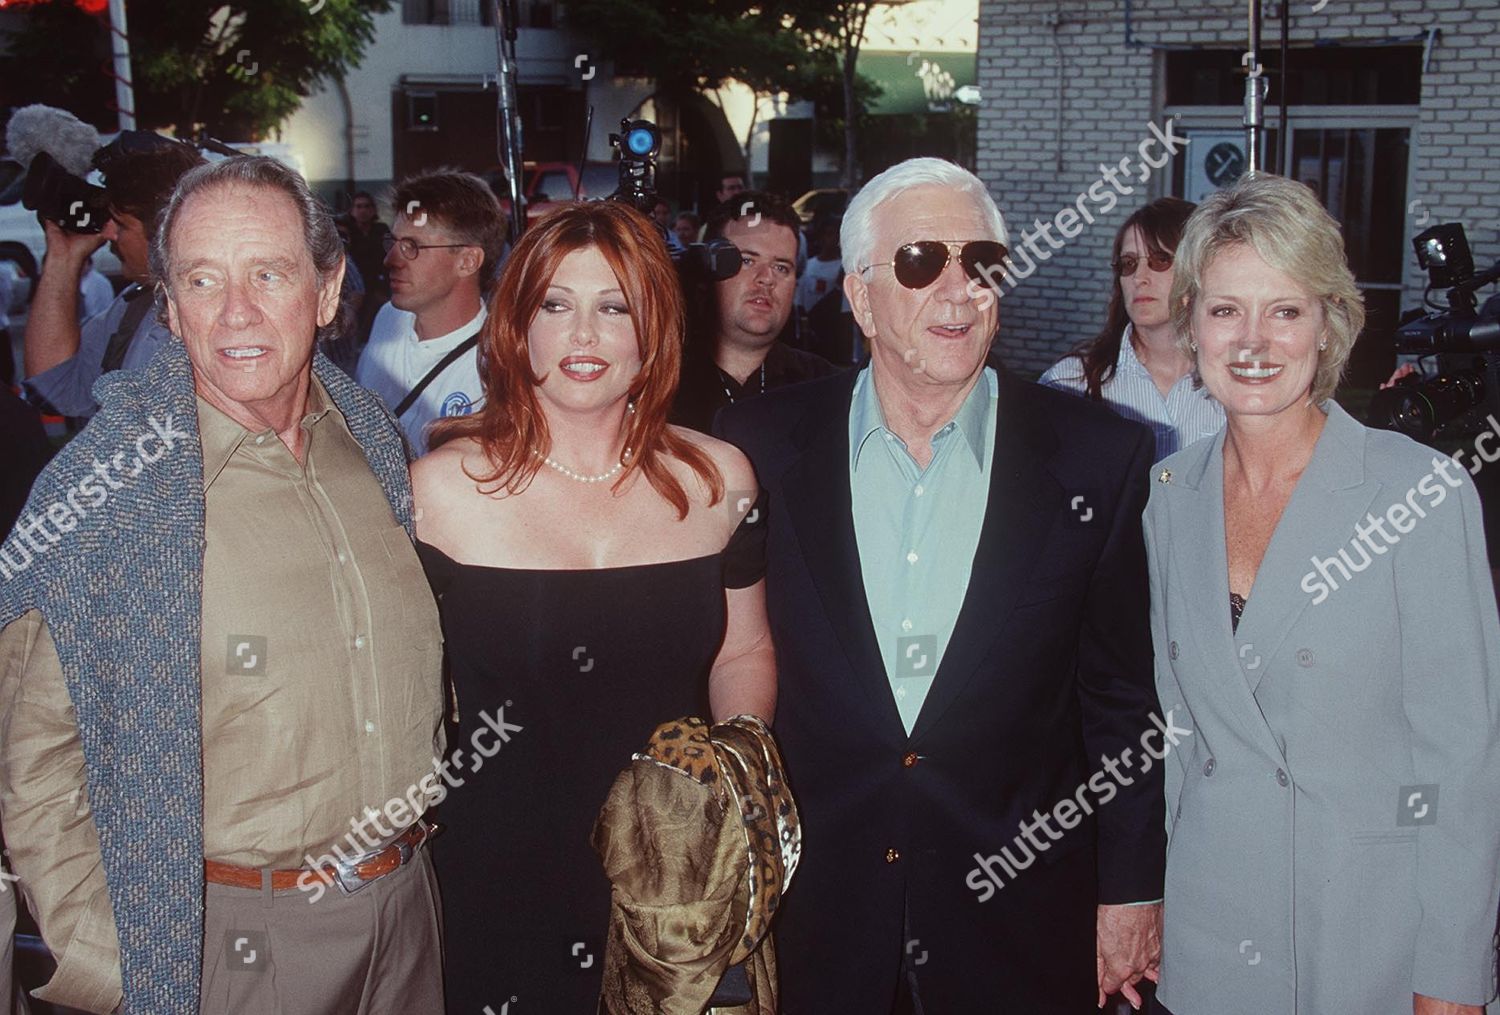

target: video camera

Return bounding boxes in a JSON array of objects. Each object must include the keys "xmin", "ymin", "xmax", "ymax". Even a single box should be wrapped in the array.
[
  {"xmin": 605, "ymin": 116, "xmax": 740, "ymax": 283},
  {"xmin": 1367, "ymin": 222, "xmax": 1500, "ymax": 441},
  {"xmin": 3, "ymin": 105, "xmax": 202, "ymax": 235}
]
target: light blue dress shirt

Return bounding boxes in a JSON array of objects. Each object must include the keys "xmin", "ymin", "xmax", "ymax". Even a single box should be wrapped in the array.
[
  {"xmin": 849, "ymin": 364, "xmax": 997, "ymax": 734},
  {"xmin": 25, "ymin": 285, "xmax": 173, "ymax": 418},
  {"xmin": 1039, "ymin": 325, "xmax": 1223, "ymax": 463}
]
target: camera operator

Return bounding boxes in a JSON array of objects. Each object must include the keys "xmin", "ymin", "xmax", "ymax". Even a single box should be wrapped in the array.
[
  {"xmin": 22, "ymin": 136, "xmax": 204, "ymax": 419},
  {"xmin": 671, "ymin": 191, "xmax": 840, "ymax": 434}
]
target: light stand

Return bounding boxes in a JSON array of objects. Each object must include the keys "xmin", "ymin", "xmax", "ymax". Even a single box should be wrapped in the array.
[{"xmin": 491, "ymin": 0, "xmax": 525, "ymax": 241}]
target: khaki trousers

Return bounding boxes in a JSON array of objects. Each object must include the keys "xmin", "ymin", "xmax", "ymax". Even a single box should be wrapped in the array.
[{"xmin": 199, "ymin": 850, "xmax": 442, "ymax": 1014}]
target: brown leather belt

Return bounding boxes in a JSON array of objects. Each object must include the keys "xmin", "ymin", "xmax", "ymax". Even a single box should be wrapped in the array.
[{"xmin": 204, "ymin": 821, "xmax": 431, "ymax": 894}]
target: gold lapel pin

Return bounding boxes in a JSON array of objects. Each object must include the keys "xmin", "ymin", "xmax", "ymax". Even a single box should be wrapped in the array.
[{"xmin": 1158, "ymin": 468, "xmax": 1172, "ymax": 484}]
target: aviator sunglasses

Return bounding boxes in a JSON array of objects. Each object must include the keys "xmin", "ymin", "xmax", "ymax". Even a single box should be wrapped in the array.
[
  {"xmin": 861, "ymin": 240, "xmax": 1009, "ymax": 290},
  {"xmin": 1113, "ymin": 250, "xmax": 1174, "ymax": 277}
]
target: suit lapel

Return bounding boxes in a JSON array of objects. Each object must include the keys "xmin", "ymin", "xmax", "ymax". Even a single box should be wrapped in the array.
[
  {"xmin": 910, "ymin": 368, "xmax": 1060, "ymax": 742},
  {"xmin": 1169, "ymin": 404, "xmax": 1381, "ymax": 758},
  {"xmin": 1168, "ymin": 432, "xmax": 1286, "ymax": 754},
  {"xmin": 781, "ymin": 374, "xmax": 907, "ymax": 737},
  {"xmin": 1234, "ymin": 403, "xmax": 1381, "ymax": 695}
]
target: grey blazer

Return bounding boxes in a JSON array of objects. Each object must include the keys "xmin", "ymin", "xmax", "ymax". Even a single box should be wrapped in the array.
[{"xmin": 1145, "ymin": 401, "xmax": 1500, "ymax": 1013}]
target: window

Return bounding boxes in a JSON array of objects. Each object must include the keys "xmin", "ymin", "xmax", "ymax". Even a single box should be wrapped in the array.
[
  {"xmin": 526, "ymin": 1, "xmax": 555, "ymax": 28},
  {"xmin": 403, "ymin": 0, "xmax": 552, "ymax": 26},
  {"xmin": 407, "ymin": 92, "xmax": 439, "ymax": 131},
  {"xmin": 1165, "ymin": 46, "xmax": 1422, "ymax": 106},
  {"xmin": 402, "ymin": 0, "xmax": 491, "ymax": 26}
]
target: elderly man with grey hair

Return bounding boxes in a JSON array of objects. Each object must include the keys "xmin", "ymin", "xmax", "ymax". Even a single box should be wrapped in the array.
[
  {"xmin": 0, "ymin": 157, "xmax": 444, "ymax": 1013},
  {"xmin": 717, "ymin": 157, "xmax": 1167, "ymax": 1012}
]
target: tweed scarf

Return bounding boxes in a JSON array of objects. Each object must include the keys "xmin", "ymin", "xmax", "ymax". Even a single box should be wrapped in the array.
[{"xmin": 0, "ymin": 339, "xmax": 413, "ymax": 1012}]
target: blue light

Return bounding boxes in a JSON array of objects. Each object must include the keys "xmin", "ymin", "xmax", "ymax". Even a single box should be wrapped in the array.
[{"xmin": 626, "ymin": 128, "xmax": 656, "ymax": 156}]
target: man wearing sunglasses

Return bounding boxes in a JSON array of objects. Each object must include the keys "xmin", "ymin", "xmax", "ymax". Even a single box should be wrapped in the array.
[
  {"xmin": 354, "ymin": 170, "xmax": 504, "ymax": 455},
  {"xmin": 716, "ymin": 157, "xmax": 1165, "ymax": 1014}
]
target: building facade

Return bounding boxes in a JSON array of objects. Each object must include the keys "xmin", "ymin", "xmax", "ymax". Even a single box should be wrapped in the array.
[
  {"xmin": 976, "ymin": 0, "xmax": 1499, "ymax": 383},
  {"xmin": 279, "ymin": 0, "xmax": 653, "ymax": 207}
]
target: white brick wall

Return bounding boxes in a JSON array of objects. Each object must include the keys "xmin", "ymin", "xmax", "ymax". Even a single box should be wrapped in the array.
[{"xmin": 976, "ymin": 0, "xmax": 1500, "ymax": 376}]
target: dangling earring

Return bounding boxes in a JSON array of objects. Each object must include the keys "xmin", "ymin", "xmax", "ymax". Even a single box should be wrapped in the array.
[
  {"xmin": 1189, "ymin": 341, "xmax": 1198, "ymax": 353},
  {"xmin": 1318, "ymin": 341, "xmax": 1327, "ymax": 351}
]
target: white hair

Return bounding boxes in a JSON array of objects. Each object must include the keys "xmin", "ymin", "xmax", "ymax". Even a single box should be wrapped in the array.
[{"xmin": 840, "ymin": 158, "xmax": 1010, "ymax": 277}]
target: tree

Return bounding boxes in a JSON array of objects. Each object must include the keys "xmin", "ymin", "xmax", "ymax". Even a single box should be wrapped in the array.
[
  {"xmin": 0, "ymin": 0, "xmax": 392, "ymax": 139},
  {"xmin": 791, "ymin": 0, "xmax": 916, "ymax": 189},
  {"xmin": 564, "ymin": 0, "xmax": 825, "ymax": 100},
  {"xmin": 563, "ymin": 0, "xmax": 874, "ymax": 186}
]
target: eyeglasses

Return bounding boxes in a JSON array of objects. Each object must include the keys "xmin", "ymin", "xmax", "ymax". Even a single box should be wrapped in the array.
[
  {"xmin": 1113, "ymin": 250, "xmax": 1174, "ymax": 277},
  {"xmin": 382, "ymin": 234, "xmax": 474, "ymax": 261},
  {"xmin": 860, "ymin": 240, "xmax": 1008, "ymax": 290}
]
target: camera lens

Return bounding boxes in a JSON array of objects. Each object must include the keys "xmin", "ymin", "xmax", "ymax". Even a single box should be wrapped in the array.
[
  {"xmin": 625, "ymin": 128, "xmax": 655, "ymax": 156},
  {"xmin": 1367, "ymin": 368, "xmax": 1486, "ymax": 440}
]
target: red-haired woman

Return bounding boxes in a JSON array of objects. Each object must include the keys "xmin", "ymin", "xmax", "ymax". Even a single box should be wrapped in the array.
[
  {"xmin": 411, "ymin": 201, "xmax": 775, "ymax": 1011},
  {"xmin": 1039, "ymin": 197, "xmax": 1223, "ymax": 462}
]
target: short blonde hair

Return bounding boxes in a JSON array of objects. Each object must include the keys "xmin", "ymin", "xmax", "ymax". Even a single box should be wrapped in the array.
[{"xmin": 1170, "ymin": 173, "xmax": 1364, "ymax": 406}]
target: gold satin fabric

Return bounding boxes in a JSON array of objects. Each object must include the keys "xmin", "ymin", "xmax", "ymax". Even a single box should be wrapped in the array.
[{"xmin": 592, "ymin": 715, "xmax": 801, "ymax": 1014}]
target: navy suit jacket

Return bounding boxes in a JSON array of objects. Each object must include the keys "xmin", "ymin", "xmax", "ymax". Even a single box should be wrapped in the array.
[{"xmin": 717, "ymin": 360, "xmax": 1166, "ymax": 1013}]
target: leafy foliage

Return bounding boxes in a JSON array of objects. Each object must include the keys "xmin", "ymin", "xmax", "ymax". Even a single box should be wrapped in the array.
[
  {"xmin": 563, "ymin": 0, "xmax": 906, "ymax": 186},
  {"xmin": 565, "ymin": 0, "xmax": 875, "ymax": 114},
  {"xmin": 1, "ymin": 0, "xmax": 392, "ymax": 140}
]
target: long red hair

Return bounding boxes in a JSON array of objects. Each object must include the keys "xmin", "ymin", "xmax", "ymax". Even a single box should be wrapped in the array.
[{"xmin": 429, "ymin": 201, "xmax": 722, "ymax": 517}]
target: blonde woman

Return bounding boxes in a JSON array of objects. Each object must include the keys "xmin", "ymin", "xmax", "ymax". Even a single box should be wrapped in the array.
[{"xmin": 1145, "ymin": 173, "xmax": 1500, "ymax": 1015}]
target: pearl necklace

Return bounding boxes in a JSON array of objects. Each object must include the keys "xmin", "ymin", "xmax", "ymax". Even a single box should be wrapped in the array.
[{"xmin": 534, "ymin": 449, "xmax": 627, "ymax": 484}]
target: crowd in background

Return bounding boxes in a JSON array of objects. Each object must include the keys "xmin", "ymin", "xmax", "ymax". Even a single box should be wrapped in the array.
[{"xmin": 2, "ymin": 134, "xmax": 1499, "ymax": 1015}]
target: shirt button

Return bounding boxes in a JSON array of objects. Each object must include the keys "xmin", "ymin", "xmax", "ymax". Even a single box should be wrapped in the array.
[
  {"xmin": 901, "ymin": 619, "xmax": 913, "ymax": 632},
  {"xmin": 1203, "ymin": 758, "xmax": 1216, "ymax": 777},
  {"xmin": 906, "ymin": 551, "xmax": 919, "ymax": 564},
  {"xmin": 885, "ymin": 848, "xmax": 901, "ymax": 863},
  {"xmin": 364, "ymin": 720, "xmax": 376, "ymax": 734},
  {"xmin": 902, "ymin": 752, "xmax": 919, "ymax": 768},
  {"xmin": 914, "ymin": 484, "xmax": 924, "ymax": 496},
  {"xmin": 1168, "ymin": 640, "xmax": 1179, "ymax": 660},
  {"xmin": 254, "ymin": 434, "xmax": 267, "ymax": 445},
  {"xmin": 1296, "ymin": 648, "xmax": 1315, "ymax": 667},
  {"xmin": 354, "ymin": 635, "xmax": 367, "ymax": 649},
  {"xmin": 1276, "ymin": 768, "xmax": 1290, "ymax": 787},
  {"xmin": 337, "ymin": 551, "xmax": 347, "ymax": 565}
]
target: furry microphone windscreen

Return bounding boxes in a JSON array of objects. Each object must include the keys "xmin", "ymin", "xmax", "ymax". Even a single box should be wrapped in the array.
[{"xmin": 6, "ymin": 104, "xmax": 103, "ymax": 177}]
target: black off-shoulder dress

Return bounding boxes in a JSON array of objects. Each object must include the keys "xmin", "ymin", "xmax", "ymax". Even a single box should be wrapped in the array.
[{"xmin": 416, "ymin": 494, "xmax": 767, "ymax": 1014}]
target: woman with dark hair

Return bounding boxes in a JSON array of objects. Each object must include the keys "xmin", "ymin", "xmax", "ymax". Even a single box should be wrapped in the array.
[
  {"xmin": 410, "ymin": 201, "xmax": 776, "ymax": 1011},
  {"xmin": 1040, "ymin": 197, "xmax": 1223, "ymax": 461}
]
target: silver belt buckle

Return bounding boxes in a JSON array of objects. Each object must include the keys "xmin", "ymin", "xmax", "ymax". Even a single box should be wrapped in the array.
[
  {"xmin": 328, "ymin": 853, "xmax": 377, "ymax": 896},
  {"xmin": 327, "ymin": 822, "xmax": 428, "ymax": 896}
]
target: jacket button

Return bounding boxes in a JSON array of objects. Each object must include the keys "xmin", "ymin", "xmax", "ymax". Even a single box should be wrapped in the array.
[
  {"xmin": 1276, "ymin": 768, "xmax": 1290, "ymax": 787},
  {"xmin": 1296, "ymin": 648, "xmax": 1314, "ymax": 667},
  {"xmin": 902, "ymin": 752, "xmax": 919, "ymax": 768},
  {"xmin": 885, "ymin": 848, "xmax": 901, "ymax": 863},
  {"xmin": 1168, "ymin": 641, "xmax": 1179, "ymax": 660},
  {"xmin": 1203, "ymin": 758, "xmax": 1215, "ymax": 777}
]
